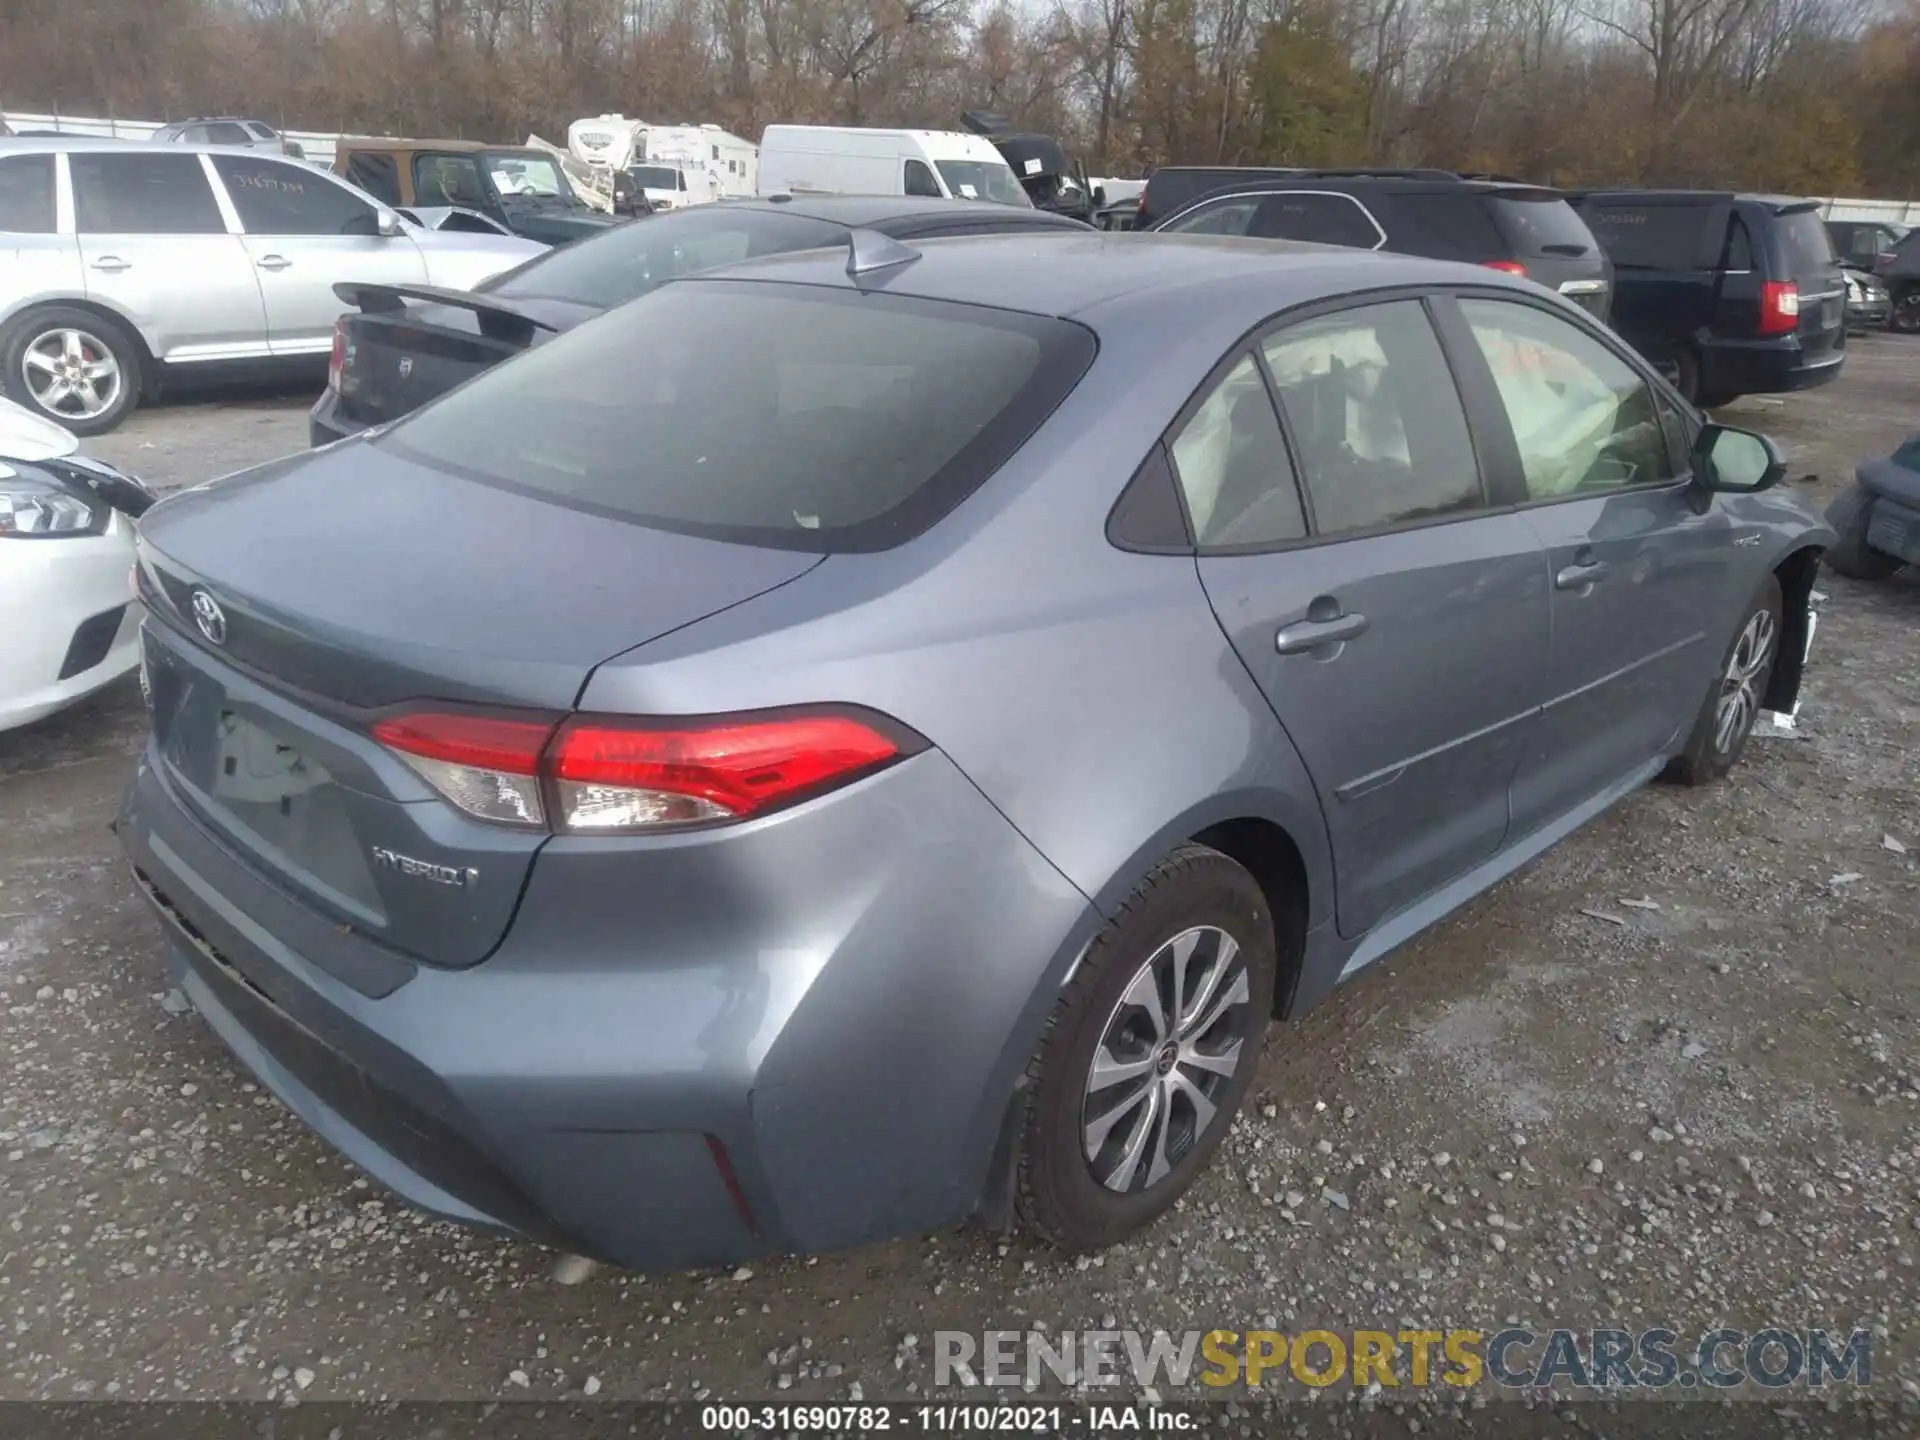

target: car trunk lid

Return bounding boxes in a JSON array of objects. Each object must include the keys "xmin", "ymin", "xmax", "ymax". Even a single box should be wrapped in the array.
[{"xmin": 134, "ymin": 443, "xmax": 821, "ymax": 967}]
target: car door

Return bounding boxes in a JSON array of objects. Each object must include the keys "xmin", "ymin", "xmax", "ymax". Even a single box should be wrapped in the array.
[
  {"xmin": 209, "ymin": 153, "xmax": 426, "ymax": 358},
  {"xmin": 68, "ymin": 150, "xmax": 268, "ymax": 363},
  {"xmin": 1441, "ymin": 292, "xmax": 1729, "ymax": 834},
  {"xmin": 1181, "ymin": 296, "xmax": 1551, "ymax": 939},
  {"xmin": 0, "ymin": 152, "xmax": 83, "ymax": 307}
]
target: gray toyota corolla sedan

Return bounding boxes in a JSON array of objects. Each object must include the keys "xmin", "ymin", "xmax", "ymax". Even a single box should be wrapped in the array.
[{"xmin": 118, "ymin": 232, "xmax": 1833, "ymax": 1269}]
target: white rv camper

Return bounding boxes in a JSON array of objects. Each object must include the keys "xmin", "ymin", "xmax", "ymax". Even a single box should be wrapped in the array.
[
  {"xmin": 757, "ymin": 126, "xmax": 1030, "ymax": 206},
  {"xmin": 565, "ymin": 116, "xmax": 757, "ymax": 211}
]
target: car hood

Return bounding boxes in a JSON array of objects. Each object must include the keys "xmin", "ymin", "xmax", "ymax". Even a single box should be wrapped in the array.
[
  {"xmin": 0, "ymin": 396, "xmax": 79, "ymax": 461},
  {"xmin": 413, "ymin": 231, "xmax": 549, "ymax": 290}
]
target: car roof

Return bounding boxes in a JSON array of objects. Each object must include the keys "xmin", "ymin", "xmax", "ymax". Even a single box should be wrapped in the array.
[
  {"xmin": 728, "ymin": 194, "xmax": 1088, "ymax": 230},
  {"xmin": 1576, "ymin": 188, "xmax": 1817, "ymax": 213},
  {"xmin": 686, "ymin": 230, "xmax": 1504, "ymax": 323}
]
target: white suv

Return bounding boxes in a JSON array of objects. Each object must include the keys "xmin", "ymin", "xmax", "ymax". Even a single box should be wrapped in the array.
[{"xmin": 0, "ymin": 138, "xmax": 545, "ymax": 433}]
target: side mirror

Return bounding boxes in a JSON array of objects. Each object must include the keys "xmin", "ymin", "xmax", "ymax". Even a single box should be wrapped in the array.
[
  {"xmin": 375, "ymin": 208, "xmax": 402, "ymax": 238},
  {"xmin": 1694, "ymin": 422, "xmax": 1785, "ymax": 494}
]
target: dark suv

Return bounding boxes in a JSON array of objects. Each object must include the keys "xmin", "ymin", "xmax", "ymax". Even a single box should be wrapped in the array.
[
  {"xmin": 1574, "ymin": 191, "xmax": 1845, "ymax": 405},
  {"xmin": 1135, "ymin": 166, "xmax": 1300, "ymax": 229},
  {"xmin": 1151, "ymin": 169, "xmax": 1612, "ymax": 320}
]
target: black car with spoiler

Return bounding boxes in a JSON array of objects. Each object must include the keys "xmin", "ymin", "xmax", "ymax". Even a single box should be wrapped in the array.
[{"xmin": 310, "ymin": 195, "xmax": 1090, "ymax": 447}]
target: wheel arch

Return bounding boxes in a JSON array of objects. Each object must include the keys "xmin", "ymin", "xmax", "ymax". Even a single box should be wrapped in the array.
[
  {"xmin": 1, "ymin": 297, "xmax": 158, "ymax": 385},
  {"xmin": 1762, "ymin": 543, "xmax": 1823, "ymax": 714}
]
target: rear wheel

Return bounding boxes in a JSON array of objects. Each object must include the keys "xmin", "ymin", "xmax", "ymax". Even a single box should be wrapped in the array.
[
  {"xmin": 1015, "ymin": 844, "xmax": 1275, "ymax": 1252},
  {"xmin": 0, "ymin": 306, "xmax": 143, "ymax": 435},
  {"xmin": 1664, "ymin": 574, "xmax": 1782, "ymax": 786},
  {"xmin": 1823, "ymin": 482, "xmax": 1902, "ymax": 581}
]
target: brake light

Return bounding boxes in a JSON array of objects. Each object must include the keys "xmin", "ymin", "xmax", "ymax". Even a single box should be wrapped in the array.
[
  {"xmin": 373, "ymin": 707, "xmax": 914, "ymax": 833},
  {"xmin": 1480, "ymin": 260, "xmax": 1527, "ymax": 276},
  {"xmin": 1759, "ymin": 280, "xmax": 1800, "ymax": 335},
  {"xmin": 327, "ymin": 322, "xmax": 348, "ymax": 394}
]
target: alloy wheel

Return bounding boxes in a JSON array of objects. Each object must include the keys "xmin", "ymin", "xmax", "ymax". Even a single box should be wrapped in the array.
[
  {"xmin": 1714, "ymin": 608, "xmax": 1775, "ymax": 755},
  {"xmin": 21, "ymin": 328, "xmax": 122, "ymax": 422},
  {"xmin": 1081, "ymin": 925, "xmax": 1251, "ymax": 1193}
]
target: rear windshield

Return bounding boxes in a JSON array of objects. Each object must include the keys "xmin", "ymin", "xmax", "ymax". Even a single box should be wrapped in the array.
[
  {"xmin": 482, "ymin": 206, "xmax": 847, "ymax": 307},
  {"xmin": 1579, "ymin": 200, "xmax": 1724, "ymax": 270},
  {"xmin": 1487, "ymin": 195, "xmax": 1596, "ymax": 257},
  {"xmin": 1774, "ymin": 209, "xmax": 1836, "ymax": 274},
  {"xmin": 383, "ymin": 281, "xmax": 1097, "ymax": 551}
]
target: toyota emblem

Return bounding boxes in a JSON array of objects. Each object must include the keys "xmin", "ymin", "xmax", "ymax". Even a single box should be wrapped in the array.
[{"xmin": 190, "ymin": 588, "xmax": 228, "ymax": 647}]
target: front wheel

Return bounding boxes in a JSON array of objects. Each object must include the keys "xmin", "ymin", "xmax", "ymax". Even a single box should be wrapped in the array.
[
  {"xmin": 1015, "ymin": 844, "xmax": 1276, "ymax": 1252},
  {"xmin": 1823, "ymin": 482, "xmax": 1901, "ymax": 581},
  {"xmin": 1663, "ymin": 574, "xmax": 1783, "ymax": 786},
  {"xmin": 1890, "ymin": 287, "xmax": 1920, "ymax": 336}
]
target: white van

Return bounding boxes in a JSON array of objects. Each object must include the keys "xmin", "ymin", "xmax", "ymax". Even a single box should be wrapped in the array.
[{"xmin": 757, "ymin": 126, "xmax": 1030, "ymax": 206}]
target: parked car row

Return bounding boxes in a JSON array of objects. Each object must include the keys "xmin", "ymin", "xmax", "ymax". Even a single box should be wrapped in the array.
[{"xmin": 0, "ymin": 137, "xmax": 545, "ymax": 432}]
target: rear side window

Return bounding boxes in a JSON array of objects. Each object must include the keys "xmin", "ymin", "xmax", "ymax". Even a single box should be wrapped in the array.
[
  {"xmin": 212, "ymin": 155, "xmax": 376, "ymax": 236},
  {"xmin": 0, "ymin": 154, "xmax": 57, "ymax": 234},
  {"xmin": 71, "ymin": 153, "xmax": 226, "ymax": 235},
  {"xmin": 1774, "ymin": 210, "xmax": 1836, "ymax": 274},
  {"xmin": 1386, "ymin": 192, "xmax": 1504, "ymax": 259},
  {"xmin": 1169, "ymin": 356, "xmax": 1306, "ymax": 547},
  {"xmin": 1248, "ymin": 192, "xmax": 1381, "ymax": 248},
  {"xmin": 486, "ymin": 207, "xmax": 847, "ymax": 307},
  {"xmin": 1261, "ymin": 299, "xmax": 1483, "ymax": 536},
  {"xmin": 1486, "ymin": 196, "xmax": 1596, "ymax": 258},
  {"xmin": 344, "ymin": 152, "xmax": 402, "ymax": 206},
  {"xmin": 1581, "ymin": 201, "xmax": 1722, "ymax": 270},
  {"xmin": 384, "ymin": 281, "xmax": 1097, "ymax": 551}
]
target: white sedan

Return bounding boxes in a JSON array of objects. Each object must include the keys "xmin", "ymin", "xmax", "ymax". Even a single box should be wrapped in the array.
[{"xmin": 0, "ymin": 395, "xmax": 150, "ymax": 732}]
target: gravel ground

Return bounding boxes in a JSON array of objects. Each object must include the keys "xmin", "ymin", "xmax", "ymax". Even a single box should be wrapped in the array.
[{"xmin": 2, "ymin": 342, "xmax": 1916, "ymax": 1414}]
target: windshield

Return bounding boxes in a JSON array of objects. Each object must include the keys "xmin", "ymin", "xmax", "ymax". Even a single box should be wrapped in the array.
[
  {"xmin": 935, "ymin": 160, "xmax": 1030, "ymax": 206},
  {"xmin": 483, "ymin": 206, "xmax": 849, "ymax": 307},
  {"xmin": 484, "ymin": 152, "xmax": 570, "ymax": 200},
  {"xmin": 1488, "ymin": 196, "xmax": 1597, "ymax": 257},
  {"xmin": 383, "ymin": 281, "xmax": 1094, "ymax": 551},
  {"xmin": 629, "ymin": 165, "xmax": 684, "ymax": 190}
]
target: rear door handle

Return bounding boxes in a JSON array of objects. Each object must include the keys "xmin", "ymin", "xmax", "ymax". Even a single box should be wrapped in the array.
[
  {"xmin": 89, "ymin": 255, "xmax": 130, "ymax": 273},
  {"xmin": 1556, "ymin": 560, "xmax": 1611, "ymax": 590},
  {"xmin": 256, "ymin": 254, "xmax": 293, "ymax": 271},
  {"xmin": 1275, "ymin": 612, "xmax": 1369, "ymax": 655}
]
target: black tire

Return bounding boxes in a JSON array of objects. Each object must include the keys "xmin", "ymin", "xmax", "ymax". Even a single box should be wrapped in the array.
[
  {"xmin": 1663, "ymin": 573, "xmax": 1783, "ymax": 786},
  {"xmin": 1823, "ymin": 482, "xmax": 1901, "ymax": 581},
  {"xmin": 1015, "ymin": 843, "xmax": 1276, "ymax": 1252},
  {"xmin": 0, "ymin": 305, "xmax": 144, "ymax": 436},
  {"xmin": 1890, "ymin": 286, "xmax": 1920, "ymax": 337}
]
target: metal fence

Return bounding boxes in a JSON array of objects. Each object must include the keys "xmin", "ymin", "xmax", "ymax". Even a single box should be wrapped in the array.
[{"xmin": 1, "ymin": 110, "xmax": 342, "ymax": 166}]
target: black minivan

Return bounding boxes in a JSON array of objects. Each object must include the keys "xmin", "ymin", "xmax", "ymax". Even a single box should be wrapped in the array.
[{"xmin": 1573, "ymin": 191, "xmax": 1846, "ymax": 407}]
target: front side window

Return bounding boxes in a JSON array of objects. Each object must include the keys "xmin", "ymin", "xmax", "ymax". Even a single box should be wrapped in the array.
[
  {"xmin": 1459, "ymin": 297, "xmax": 1674, "ymax": 500},
  {"xmin": 345, "ymin": 152, "xmax": 402, "ymax": 206},
  {"xmin": 71, "ymin": 152, "xmax": 226, "ymax": 235},
  {"xmin": 212, "ymin": 155, "xmax": 376, "ymax": 236},
  {"xmin": 385, "ymin": 281, "xmax": 1095, "ymax": 551},
  {"xmin": 0, "ymin": 154, "xmax": 57, "ymax": 234},
  {"xmin": 904, "ymin": 159, "xmax": 943, "ymax": 198},
  {"xmin": 1261, "ymin": 300, "xmax": 1483, "ymax": 536},
  {"xmin": 1169, "ymin": 355, "xmax": 1306, "ymax": 547},
  {"xmin": 1247, "ymin": 192, "xmax": 1382, "ymax": 249},
  {"xmin": 415, "ymin": 154, "xmax": 491, "ymax": 209}
]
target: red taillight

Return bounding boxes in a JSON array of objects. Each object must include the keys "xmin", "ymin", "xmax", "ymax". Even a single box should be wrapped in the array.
[
  {"xmin": 1480, "ymin": 260, "xmax": 1527, "ymax": 276},
  {"xmin": 373, "ymin": 707, "xmax": 911, "ymax": 833},
  {"xmin": 1759, "ymin": 280, "xmax": 1800, "ymax": 335},
  {"xmin": 548, "ymin": 713, "xmax": 903, "ymax": 829},
  {"xmin": 327, "ymin": 322, "xmax": 348, "ymax": 394}
]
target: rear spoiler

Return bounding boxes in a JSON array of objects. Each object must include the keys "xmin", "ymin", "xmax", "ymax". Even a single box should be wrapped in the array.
[{"xmin": 332, "ymin": 281, "xmax": 560, "ymax": 349}]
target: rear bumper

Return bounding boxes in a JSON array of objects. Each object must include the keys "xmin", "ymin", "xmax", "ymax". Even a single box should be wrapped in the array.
[
  {"xmin": 0, "ymin": 518, "xmax": 139, "ymax": 732},
  {"xmin": 118, "ymin": 736, "xmax": 1094, "ymax": 1270},
  {"xmin": 1699, "ymin": 336, "xmax": 1845, "ymax": 398}
]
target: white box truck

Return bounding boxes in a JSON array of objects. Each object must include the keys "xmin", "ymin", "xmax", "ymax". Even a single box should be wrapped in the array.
[{"xmin": 757, "ymin": 126, "xmax": 1030, "ymax": 206}]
